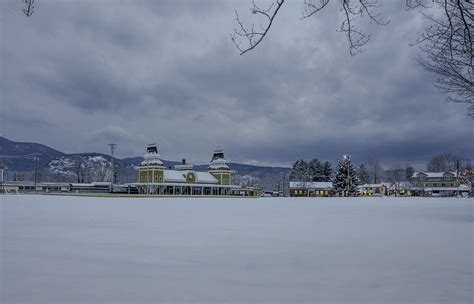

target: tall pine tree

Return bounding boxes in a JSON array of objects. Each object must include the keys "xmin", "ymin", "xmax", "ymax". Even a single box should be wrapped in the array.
[
  {"xmin": 333, "ymin": 155, "xmax": 358, "ymax": 196},
  {"xmin": 308, "ymin": 159, "xmax": 323, "ymax": 181},
  {"xmin": 290, "ymin": 159, "xmax": 309, "ymax": 182},
  {"xmin": 321, "ymin": 161, "xmax": 332, "ymax": 182}
]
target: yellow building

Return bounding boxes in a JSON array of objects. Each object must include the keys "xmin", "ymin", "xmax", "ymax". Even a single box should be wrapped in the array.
[{"xmin": 135, "ymin": 144, "xmax": 239, "ymax": 196}]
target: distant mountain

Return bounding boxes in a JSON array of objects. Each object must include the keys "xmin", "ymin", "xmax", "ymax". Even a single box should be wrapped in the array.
[
  {"xmin": 0, "ymin": 137, "xmax": 64, "ymax": 171},
  {"xmin": 0, "ymin": 137, "xmax": 290, "ymax": 190}
]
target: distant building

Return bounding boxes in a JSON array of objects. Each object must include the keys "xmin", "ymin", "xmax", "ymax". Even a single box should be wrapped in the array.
[
  {"xmin": 0, "ymin": 181, "xmax": 71, "ymax": 194},
  {"xmin": 358, "ymin": 183, "xmax": 390, "ymax": 196},
  {"xmin": 411, "ymin": 171, "xmax": 471, "ymax": 196},
  {"xmin": 389, "ymin": 182, "xmax": 415, "ymax": 196},
  {"xmin": 133, "ymin": 144, "xmax": 256, "ymax": 196},
  {"xmin": 289, "ymin": 181, "xmax": 333, "ymax": 197}
]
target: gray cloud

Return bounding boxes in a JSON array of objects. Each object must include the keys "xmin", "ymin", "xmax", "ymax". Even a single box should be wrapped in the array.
[{"xmin": 1, "ymin": 0, "xmax": 472, "ymax": 167}]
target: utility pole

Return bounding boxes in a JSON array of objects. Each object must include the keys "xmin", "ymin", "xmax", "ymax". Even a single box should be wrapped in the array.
[
  {"xmin": 346, "ymin": 167, "xmax": 349, "ymax": 197},
  {"xmin": 108, "ymin": 143, "xmax": 117, "ymax": 193},
  {"xmin": 280, "ymin": 172, "xmax": 285, "ymax": 197},
  {"xmin": 33, "ymin": 155, "xmax": 39, "ymax": 190},
  {"xmin": 0, "ymin": 160, "xmax": 4, "ymax": 194},
  {"xmin": 344, "ymin": 155, "xmax": 351, "ymax": 197},
  {"xmin": 456, "ymin": 160, "xmax": 460, "ymax": 197}
]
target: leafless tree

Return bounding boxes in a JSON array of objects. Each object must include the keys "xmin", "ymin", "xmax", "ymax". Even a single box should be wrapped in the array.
[
  {"xmin": 427, "ymin": 153, "xmax": 471, "ymax": 172},
  {"xmin": 409, "ymin": 0, "xmax": 473, "ymax": 116},
  {"xmin": 95, "ymin": 164, "xmax": 110, "ymax": 182},
  {"xmin": 232, "ymin": 0, "xmax": 389, "ymax": 56},
  {"xmin": 22, "ymin": 0, "xmax": 35, "ymax": 17},
  {"xmin": 72, "ymin": 155, "xmax": 86, "ymax": 183},
  {"xmin": 232, "ymin": 0, "xmax": 473, "ymax": 115},
  {"xmin": 386, "ymin": 163, "xmax": 405, "ymax": 182},
  {"xmin": 367, "ymin": 157, "xmax": 384, "ymax": 184},
  {"xmin": 231, "ymin": 0, "xmax": 286, "ymax": 55}
]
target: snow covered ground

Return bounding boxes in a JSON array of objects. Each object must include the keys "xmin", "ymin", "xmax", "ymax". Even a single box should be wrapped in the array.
[{"xmin": 1, "ymin": 195, "xmax": 473, "ymax": 303}]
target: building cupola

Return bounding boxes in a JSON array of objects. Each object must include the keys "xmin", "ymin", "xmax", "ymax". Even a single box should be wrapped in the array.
[
  {"xmin": 208, "ymin": 149, "xmax": 230, "ymax": 171},
  {"xmin": 208, "ymin": 149, "xmax": 231, "ymax": 185},
  {"xmin": 140, "ymin": 143, "xmax": 164, "ymax": 167}
]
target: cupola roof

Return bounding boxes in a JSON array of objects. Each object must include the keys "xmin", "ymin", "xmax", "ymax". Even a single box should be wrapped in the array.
[
  {"xmin": 141, "ymin": 143, "xmax": 164, "ymax": 167},
  {"xmin": 208, "ymin": 149, "xmax": 230, "ymax": 171}
]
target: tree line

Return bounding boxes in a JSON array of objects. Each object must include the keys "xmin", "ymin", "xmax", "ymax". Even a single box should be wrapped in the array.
[
  {"xmin": 290, "ymin": 157, "xmax": 415, "ymax": 185},
  {"xmin": 290, "ymin": 152, "xmax": 472, "ymax": 196},
  {"xmin": 289, "ymin": 159, "xmax": 332, "ymax": 182}
]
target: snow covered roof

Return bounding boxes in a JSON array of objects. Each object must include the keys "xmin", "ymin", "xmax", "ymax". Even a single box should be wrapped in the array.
[
  {"xmin": 208, "ymin": 163, "xmax": 230, "ymax": 170},
  {"xmin": 208, "ymin": 149, "xmax": 230, "ymax": 171},
  {"xmin": 174, "ymin": 164, "xmax": 194, "ymax": 170},
  {"xmin": 424, "ymin": 185, "xmax": 471, "ymax": 191},
  {"xmin": 91, "ymin": 182, "xmax": 110, "ymax": 186},
  {"xmin": 412, "ymin": 172, "xmax": 456, "ymax": 178},
  {"xmin": 163, "ymin": 170, "xmax": 218, "ymax": 184},
  {"xmin": 359, "ymin": 183, "xmax": 391, "ymax": 188},
  {"xmin": 141, "ymin": 144, "xmax": 164, "ymax": 167},
  {"xmin": 163, "ymin": 170, "xmax": 186, "ymax": 182},
  {"xmin": 389, "ymin": 182, "xmax": 415, "ymax": 190},
  {"xmin": 70, "ymin": 183, "xmax": 95, "ymax": 187},
  {"xmin": 289, "ymin": 181, "xmax": 333, "ymax": 189},
  {"xmin": 37, "ymin": 182, "xmax": 71, "ymax": 187},
  {"xmin": 196, "ymin": 172, "xmax": 219, "ymax": 184}
]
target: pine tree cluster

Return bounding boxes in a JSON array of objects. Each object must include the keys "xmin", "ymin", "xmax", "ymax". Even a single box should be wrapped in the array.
[{"xmin": 290, "ymin": 159, "xmax": 332, "ymax": 182}]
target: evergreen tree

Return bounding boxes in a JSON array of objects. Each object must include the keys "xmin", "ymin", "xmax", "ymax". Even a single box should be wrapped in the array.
[
  {"xmin": 290, "ymin": 159, "xmax": 309, "ymax": 182},
  {"xmin": 290, "ymin": 160, "xmax": 300, "ymax": 180},
  {"xmin": 333, "ymin": 155, "xmax": 358, "ymax": 197},
  {"xmin": 321, "ymin": 161, "xmax": 332, "ymax": 182},
  {"xmin": 308, "ymin": 159, "xmax": 323, "ymax": 181}
]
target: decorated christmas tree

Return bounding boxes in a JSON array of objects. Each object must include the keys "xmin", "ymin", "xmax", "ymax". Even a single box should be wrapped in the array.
[{"xmin": 333, "ymin": 155, "xmax": 358, "ymax": 196}]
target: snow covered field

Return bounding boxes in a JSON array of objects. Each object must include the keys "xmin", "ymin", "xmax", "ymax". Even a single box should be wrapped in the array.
[{"xmin": 1, "ymin": 195, "xmax": 473, "ymax": 303}]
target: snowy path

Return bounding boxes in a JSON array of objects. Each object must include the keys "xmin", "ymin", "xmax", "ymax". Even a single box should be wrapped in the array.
[{"xmin": 1, "ymin": 195, "xmax": 473, "ymax": 303}]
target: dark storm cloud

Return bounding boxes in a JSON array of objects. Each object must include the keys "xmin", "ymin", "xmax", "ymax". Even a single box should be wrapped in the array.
[
  {"xmin": 26, "ymin": 60, "xmax": 137, "ymax": 112},
  {"xmin": 1, "ymin": 0, "xmax": 472, "ymax": 166}
]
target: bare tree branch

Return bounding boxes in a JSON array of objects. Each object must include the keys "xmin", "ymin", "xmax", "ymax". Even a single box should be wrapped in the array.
[
  {"xmin": 233, "ymin": 0, "xmax": 388, "ymax": 56},
  {"xmin": 231, "ymin": 0, "xmax": 473, "ymax": 116},
  {"xmin": 339, "ymin": 0, "xmax": 389, "ymax": 55},
  {"xmin": 22, "ymin": 0, "xmax": 35, "ymax": 17},
  {"xmin": 302, "ymin": 0, "xmax": 330, "ymax": 18},
  {"xmin": 410, "ymin": 0, "xmax": 473, "ymax": 116},
  {"xmin": 231, "ymin": 0, "xmax": 285, "ymax": 55}
]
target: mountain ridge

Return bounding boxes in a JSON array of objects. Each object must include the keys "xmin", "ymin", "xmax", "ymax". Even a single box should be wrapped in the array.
[{"xmin": 0, "ymin": 137, "xmax": 290, "ymax": 190}]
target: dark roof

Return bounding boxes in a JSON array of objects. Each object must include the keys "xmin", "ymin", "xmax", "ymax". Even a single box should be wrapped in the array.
[
  {"xmin": 211, "ymin": 150, "xmax": 225, "ymax": 162},
  {"xmin": 147, "ymin": 145, "xmax": 158, "ymax": 153}
]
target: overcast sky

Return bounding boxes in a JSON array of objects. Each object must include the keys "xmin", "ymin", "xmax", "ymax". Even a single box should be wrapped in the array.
[{"xmin": 1, "ymin": 0, "xmax": 472, "ymax": 167}]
